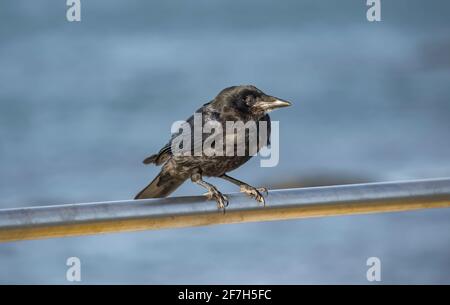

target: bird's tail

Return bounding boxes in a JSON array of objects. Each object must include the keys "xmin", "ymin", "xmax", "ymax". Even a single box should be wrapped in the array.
[{"xmin": 135, "ymin": 170, "xmax": 186, "ymax": 199}]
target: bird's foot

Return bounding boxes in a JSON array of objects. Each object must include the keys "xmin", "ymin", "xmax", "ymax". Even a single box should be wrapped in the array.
[
  {"xmin": 203, "ymin": 188, "xmax": 229, "ymax": 211},
  {"xmin": 240, "ymin": 185, "xmax": 268, "ymax": 206}
]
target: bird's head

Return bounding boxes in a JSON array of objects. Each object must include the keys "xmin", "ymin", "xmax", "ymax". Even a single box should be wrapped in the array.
[{"xmin": 216, "ymin": 85, "xmax": 292, "ymax": 118}]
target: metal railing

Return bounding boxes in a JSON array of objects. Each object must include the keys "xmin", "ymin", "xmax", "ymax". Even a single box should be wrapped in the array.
[{"xmin": 1, "ymin": 178, "xmax": 450, "ymax": 243}]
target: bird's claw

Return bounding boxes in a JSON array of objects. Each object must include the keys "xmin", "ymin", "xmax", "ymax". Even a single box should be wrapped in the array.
[
  {"xmin": 240, "ymin": 185, "xmax": 268, "ymax": 206},
  {"xmin": 258, "ymin": 187, "xmax": 269, "ymax": 196},
  {"xmin": 203, "ymin": 189, "xmax": 229, "ymax": 211}
]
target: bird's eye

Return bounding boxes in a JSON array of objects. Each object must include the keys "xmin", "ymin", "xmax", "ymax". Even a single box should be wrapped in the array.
[{"xmin": 243, "ymin": 95, "xmax": 253, "ymax": 106}]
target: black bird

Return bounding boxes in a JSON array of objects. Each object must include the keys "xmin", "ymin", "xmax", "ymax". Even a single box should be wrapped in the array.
[{"xmin": 135, "ymin": 85, "xmax": 291, "ymax": 209}]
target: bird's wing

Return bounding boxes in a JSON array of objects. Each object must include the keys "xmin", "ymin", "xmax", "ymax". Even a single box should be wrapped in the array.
[
  {"xmin": 143, "ymin": 113, "xmax": 196, "ymax": 165},
  {"xmin": 142, "ymin": 142, "xmax": 172, "ymax": 165},
  {"xmin": 144, "ymin": 102, "xmax": 222, "ymax": 165}
]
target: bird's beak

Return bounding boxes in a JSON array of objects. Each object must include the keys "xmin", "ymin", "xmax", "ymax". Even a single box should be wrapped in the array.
[
  {"xmin": 269, "ymin": 97, "xmax": 292, "ymax": 109},
  {"xmin": 254, "ymin": 95, "xmax": 292, "ymax": 112}
]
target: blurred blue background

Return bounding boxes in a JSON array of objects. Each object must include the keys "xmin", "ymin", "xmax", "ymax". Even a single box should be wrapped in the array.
[{"xmin": 1, "ymin": 0, "xmax": 449, "ymax": 284}]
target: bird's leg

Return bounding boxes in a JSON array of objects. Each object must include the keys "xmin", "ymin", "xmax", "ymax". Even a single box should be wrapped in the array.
[
  {"xmin": 191, "ymin": 173, "xmax": 229, "ymax": 211},
  {"xmin": 220, "ymin": 174, "xmax": 268, "ymax": 206}
]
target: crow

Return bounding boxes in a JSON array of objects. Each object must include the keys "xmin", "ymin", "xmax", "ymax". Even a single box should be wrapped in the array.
[{"xmin": 135, "ymin": 85, "xmax": 291, "ymax": 209}]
